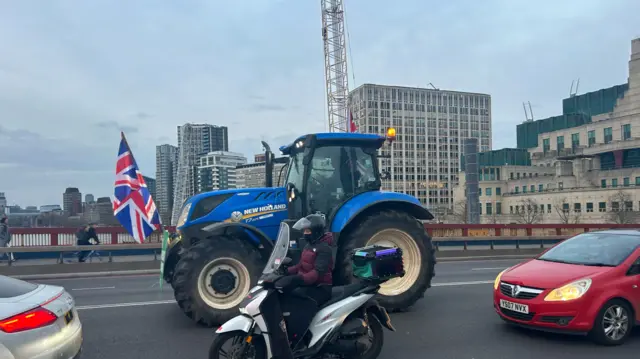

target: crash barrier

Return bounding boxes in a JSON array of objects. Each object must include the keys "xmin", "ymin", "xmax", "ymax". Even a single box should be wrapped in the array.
[
  {"xmin": 0, "ymin": 236, "xmax": 571, "ymax": 266},
  {"xmin": 4, "ymin": 223, "xmax": 638, "ymax": 247}
]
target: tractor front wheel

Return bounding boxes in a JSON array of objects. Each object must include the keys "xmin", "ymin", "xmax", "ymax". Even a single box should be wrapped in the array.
[
  {"xmin": 172, "ymin": 236, "xmax": 263, "ymax": 326},
  {"xmin": 336, "ymin": 210, "xmax": 435, "ymax": 311}
]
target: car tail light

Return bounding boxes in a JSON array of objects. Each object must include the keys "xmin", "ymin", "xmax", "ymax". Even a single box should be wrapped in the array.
[{"xmin": 0, "ymin": 307, "xmax": 58, "ymax": 333}]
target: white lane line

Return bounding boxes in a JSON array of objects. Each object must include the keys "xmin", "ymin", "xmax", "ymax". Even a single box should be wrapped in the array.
[
  {"xmin": 471, "ymin": 267, "xmax": 506, "ymax": 271},
  {"xmin": 72, "ymin": 286, "xmax": 116, "ymax": 291},
  {"xmin": 76, "ymin": 300, "xmax": 175, "ymax": 310},
  {"xmin": 75, "ymin": 281, "xmax": 495, "ymax": 310}
]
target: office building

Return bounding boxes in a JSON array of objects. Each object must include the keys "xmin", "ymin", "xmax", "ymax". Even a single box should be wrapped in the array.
[
  {"xmin": 348, "ymin": 84, "xmax": 492, "ymax": 209},
  {"xmin": 63, "ymin": 187, "xmax": 82, "ymax": 217},
  {"xmin": 236, "ymin": 157, "xmax": 288, "ymax": 188},
  {"xmin": 143, "ymin": 176, "xmax": 157, "ymax": 200},
  {"xmin": 0, "ymin": 192, "xmax": 6, "ymax": 215},
  {"xmin": 172, "ymin": 124, "xmax": 229, "ymax": 224},
  {"xmin": 156, "ymin": 144, "xmax": 178, "ymax": 225},
  {"xmin": 197, "ymin": 151, "xmax": 247, "ymax": 192},
  {"xmin": 453, "ymin": 37, "xmax": 640, "ymax": 224}
]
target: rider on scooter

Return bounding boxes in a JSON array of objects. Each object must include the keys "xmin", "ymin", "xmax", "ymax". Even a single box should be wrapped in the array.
[{"xmin": 270, "ymin": 214, "xmax": 335, "ymax": 353}]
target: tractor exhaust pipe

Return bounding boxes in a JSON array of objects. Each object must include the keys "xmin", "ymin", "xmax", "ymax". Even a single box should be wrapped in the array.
[{"xmin": 262, "ymin": 141, "xmax": 274, "ymax": 187}]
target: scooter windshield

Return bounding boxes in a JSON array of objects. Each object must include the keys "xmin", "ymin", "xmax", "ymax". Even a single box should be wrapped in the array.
[{"xmin": 262, "ymin": 222, "xmax": 290, "ymax": 275}]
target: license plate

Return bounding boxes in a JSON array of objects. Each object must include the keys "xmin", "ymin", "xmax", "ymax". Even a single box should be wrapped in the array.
[
  {"xmin": 500, "ymin": 299, "xmax": 529, "ymax": 314},
  {"xmin": 64, "ymin": 310, "xmax": 74, "ymax": 325}
]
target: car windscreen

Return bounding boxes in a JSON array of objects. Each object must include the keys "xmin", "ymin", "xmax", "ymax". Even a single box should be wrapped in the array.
[
  {"xmin": 0, "ymin": 275, "xmax": 38, "ymax": 298},
  {"xmin": 538, "ymin": 232, "xmax": 640, "ymax": 266}
]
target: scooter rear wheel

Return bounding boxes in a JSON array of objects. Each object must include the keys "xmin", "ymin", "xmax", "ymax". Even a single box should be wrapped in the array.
[{"xmin": 209, "ymin": 331, "xmax": 267, "ymax": 359}]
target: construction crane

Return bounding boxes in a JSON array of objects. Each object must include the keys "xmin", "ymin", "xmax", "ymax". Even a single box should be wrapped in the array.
[{"xmin": 321, "ymin": 0, "xmax": 352, "ymax": 132}]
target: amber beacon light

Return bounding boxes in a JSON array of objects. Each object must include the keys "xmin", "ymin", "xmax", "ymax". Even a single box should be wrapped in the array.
[{"xmin": 386, "ymin": 127, "xmax": 396, "ymax": 142}]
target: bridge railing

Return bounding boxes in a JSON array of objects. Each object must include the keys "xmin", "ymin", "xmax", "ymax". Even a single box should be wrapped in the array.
[{"xmin": 5, "ymin": 223, "xmax": 638, "ymax": 247}]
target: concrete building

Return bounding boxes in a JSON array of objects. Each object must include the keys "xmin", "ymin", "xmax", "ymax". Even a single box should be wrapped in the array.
[
  {"xmin": 348, "ymin": 84, "xmax": 491, "ymax": 209},
  {"xmin": 156, "ymin": 144, "xmax": 178, "ymax": 225},
  {"xmin": 0, "ymin": 192, "xmax": 6, "ymax": 215},
  {"xmin": 143, "ymin": 176, "xmax": 156, "ymax": 200},
  {"xmin": 453, "ymin": 37, "xmax": 640, "ymax": 224},
  {"xmin": 172, "ymin": 124, "xmax": 229, "ymax": 224},
  {"xmin": 197, "ymin": 151, "xmax": 247, "ymax": 192},
  {"xmin": 236, "ymin": 157, "xmax": 288, "ymax": 188},
  {"xmin": 63, "ymin": 187, "xmax": 82, "ymax": 217},
  {"xmin": 85, "ymin": 194, "xmax": 95, "ymax": 204}
]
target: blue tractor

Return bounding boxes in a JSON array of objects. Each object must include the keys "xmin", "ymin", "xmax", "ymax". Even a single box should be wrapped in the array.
[{"xmin": 163, "ymin": 132, "xmax": 436, "ymax": 326}]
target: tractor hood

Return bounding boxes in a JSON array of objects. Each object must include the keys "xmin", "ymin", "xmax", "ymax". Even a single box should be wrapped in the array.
[{"xmin": 177, "ymin": 187, "xmax": 288, "ymax": 230}]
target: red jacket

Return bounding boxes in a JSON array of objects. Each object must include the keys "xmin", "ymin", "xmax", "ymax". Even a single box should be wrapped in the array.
[{"xmin": 287, "ymin": 233, "xmax": 334, "ymax": 285}]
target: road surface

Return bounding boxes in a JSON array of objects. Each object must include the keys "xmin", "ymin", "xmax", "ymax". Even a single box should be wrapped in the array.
[{"xmin": 32, "ymin": 258, "xmax": 640, "ymax": 359}]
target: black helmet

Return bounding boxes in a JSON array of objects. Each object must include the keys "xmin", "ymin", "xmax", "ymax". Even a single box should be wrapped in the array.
[{"xmin": 293, "ymin": 214, "xmax": 326, "ymax": 243}]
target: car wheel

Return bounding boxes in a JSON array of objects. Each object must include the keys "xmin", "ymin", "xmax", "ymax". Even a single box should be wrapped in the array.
[{"xmin": 589, "ymin": 299, "xmax": 634, "ymax": 346}]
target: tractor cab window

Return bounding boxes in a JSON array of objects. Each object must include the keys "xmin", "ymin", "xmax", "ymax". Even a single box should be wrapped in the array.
[{"xmin": 306, "ymin": 145, "xmax": 379, "ymax": 216}]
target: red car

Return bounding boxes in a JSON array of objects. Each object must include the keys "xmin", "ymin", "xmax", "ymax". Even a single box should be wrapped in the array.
[{"xmin": 493, "ymin": 230, "xmax": 640, "ymax": 346}]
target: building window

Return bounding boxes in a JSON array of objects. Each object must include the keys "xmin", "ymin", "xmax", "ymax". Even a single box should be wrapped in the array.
[
  {"xmin": 496, "ymin": 187, "xmax": 501, "ymax": 195},
  {"xmin": 510, "ymin": 205, "xmax": 514, "ymax": 214},
  {"xmin": 622, "ymin": 124, "xmax": 631, "ymax": 140},
  {"xmin": 571, "ymin": 133, "xmax": 580, "ymax": 148},
  {"xmin": 588, "ymin": 130, "xmax": 596, "ymax": 147},
  {"xmin": 586, "ymin": 202, "xmax": 594, "ymax": 212},
  {"xmin": 574, "ymin": 203, "xmax": 581, "ymax": 213},
  {"xmin": 557, "ymin": 135, "xmax": 565, "ymax": 150},
  {"xmin": 547, "ymin": 204, "xmax": 552, "ymax": 213},
  {"xmin": 562, "ymin": 203, "xmax": 569, "ymax": 213},
  {"xmin": 601, "ymin": 179, "xmax": 607, "ymax": 188},
  {"xmin": 612, "ymin": 178, "xmax": 618, "ymax": 188},
  {"xmin": 612, "ymin": 202, "xmax": 620, "ymax": 212},
  {"xmin": 486, "ymin": 188, "xmax": 492, "ymax": 196},
  {"xmin": 558, "ymin": 182, "xmax": 564, "ymax": 190},
  {"xmin": 479, "ymin": 205, "xmax": 482, "ymax": 215},
  {"xmin": 604, "ymin": 127, "xmax": 613, "ymax": 144},
  {"xmin": 543, "ymin": 138, "xmax": 550, "ymax": 153},
  {"xmin": 598, "ymin": 202, "xmax": 606, "ymax": 212},
  {"xmin": 624, "ymin": 177, "xmax": 630, "ymax": 186},
  {"xmin": 636, "ymin": 177, "xmax": 640, "ymax": 186},
  {"xmin": 625, "ymin": 201, "xmax": 633, "ymax": 211},
  {"xmin": 478, "ymin": 189, "xmax": 481, "ymax": 196},
  {"xmin": 496, "ymin": 202, "xmax": 502, "ymax": 215},
  {"xmin": 538, "ymin": 184, "xmax": 543, "ymax": 192},
  {"xmin": 539, "ymin": 204, "xmax": 544, "ymax": 213},
  {"xmin": 523, "ymin": 186, "xmax": 527, "ymax": 193},
  {"xmin": 486, "ymin": 203, "xmax": 493, "ymax": 215},
  {"xmin": 515, "ymin": 187, "xmax": 519, "ymax": 193},
  {"xmin": 530, "ymin": 185, "xmax": 535, "ymax": 192}
]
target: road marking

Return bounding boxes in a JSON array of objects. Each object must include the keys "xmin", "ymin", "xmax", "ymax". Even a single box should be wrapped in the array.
[
  {"xmin": 72, "ymin": 286, "xmax": 115, "ymax": 291},
  {"xmin": 471, "ymin": 267, "xmax": 506, "ymax": 271},
  {"xmin": 432, "ymin": 280, "xmax": 493, "ymax": 287},
  {"xmin": 76, "ymin": 300, "xmax": 175, "ymax": 310}
]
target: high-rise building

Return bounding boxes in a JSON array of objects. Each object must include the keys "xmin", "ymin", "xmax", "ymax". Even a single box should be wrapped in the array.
[
  {"xmin": 85, "ymin": 194, "xmax": 95, "ymax": 204},
  {"xmin": 156, "ymin": 144, "xmax": 178, "ymax": 225},
  {"xmin": 143, "ymin": 176, "xmax": 157, "ymax": 200},
  {"xmin": 0, "ymin": 192, "xmax": 6, "ymax": 215},
  {"xmin": 63, "ymin": 187, "xmax": 82, "ymax": 217},
  {"xmin": 236, "ymin": 157, "xmax": 288, "ymax": 188},
  {"xmin": 197, "ymin": 151, "xmax": 248, "ymax": 192},
  {"xmin": 172, "ymin": 124, "xmax": 229, "ymax": 224},
  {"xmin": 348, "ymin": 84, "xmax": 492, "ymax": 209}
]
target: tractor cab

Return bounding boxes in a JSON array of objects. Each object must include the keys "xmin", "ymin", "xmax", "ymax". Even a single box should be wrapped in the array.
[{"xmin": 278, "ymin": 132, "xmax": 393, "ymax": 222}]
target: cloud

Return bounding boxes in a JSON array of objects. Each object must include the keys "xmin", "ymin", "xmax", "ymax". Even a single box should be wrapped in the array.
[{"xmin": 0, "ymin": 0, "xmax": 638, "ymax": 206}]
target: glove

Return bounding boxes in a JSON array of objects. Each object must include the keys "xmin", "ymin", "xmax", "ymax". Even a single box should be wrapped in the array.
[{"xmin": 275, "ymin": 275, "xmax": 304, "ymax": 291}]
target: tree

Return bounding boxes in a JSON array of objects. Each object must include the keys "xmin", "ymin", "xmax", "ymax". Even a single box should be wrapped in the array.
[
  {"xmin": 607, "ymin": 190, "xmax": 638, "ymax": 224},
  {"xmin": 451, "ymin": 201, "xmax": 468, "ymax": 223},
  {"xmin": 553, "ymin": 197, "xmax": 581, "ymax": 224},
  {"xmin": 513, "ymin": 198, "xmax": 543, "ymax": 224}
]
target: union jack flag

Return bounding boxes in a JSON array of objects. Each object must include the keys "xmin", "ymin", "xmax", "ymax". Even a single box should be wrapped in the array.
[{"xmin": 113, "ymin": 133, "xmax": 161, "ymax": 243}]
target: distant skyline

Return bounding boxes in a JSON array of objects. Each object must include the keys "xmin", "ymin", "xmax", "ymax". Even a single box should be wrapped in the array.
[{"xmin": 1, "ymin": 0, "xmax": 639, "ymax": 205}]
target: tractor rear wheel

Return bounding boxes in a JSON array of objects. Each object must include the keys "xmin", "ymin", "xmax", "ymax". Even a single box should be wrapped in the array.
[
  {"xmin": 172, "ymin": 236, "xmax": 263, "ymax": 326},
  {"xmin": 336, "ymin": 210, "xmax": 435, "ymax": 311}
]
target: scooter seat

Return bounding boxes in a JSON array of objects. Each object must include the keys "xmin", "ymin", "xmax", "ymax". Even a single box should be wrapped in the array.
[{"xmin": 323, "ymin": 283, "xmax": 366, "ymax": 307}]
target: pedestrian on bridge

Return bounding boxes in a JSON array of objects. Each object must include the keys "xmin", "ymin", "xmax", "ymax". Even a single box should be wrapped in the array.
[{"xmin": 0, "ymin": 214, "xmax": 14, "ymax": 262}]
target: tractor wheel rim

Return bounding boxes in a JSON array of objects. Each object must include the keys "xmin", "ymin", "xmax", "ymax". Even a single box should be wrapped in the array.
[
  {"xmin": 366, "ymin": 228, "xmax": 422, "ymax": 296},
  {"xmin": 197, "ymin": 257, "xmax": 250, "ymax": 310}
]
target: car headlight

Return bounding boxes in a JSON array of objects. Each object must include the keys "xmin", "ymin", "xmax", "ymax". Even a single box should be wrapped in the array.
[
  {"xmin": 494, "ymin": 269, "xmax": 507, "ymax": 290},
  {"xmin": 544, "ymin": 278, "xmax": 592, "ymax": 302},
  {"xmin": 176, "ymin": 203, "xmax": 192, "ymax": 228}
]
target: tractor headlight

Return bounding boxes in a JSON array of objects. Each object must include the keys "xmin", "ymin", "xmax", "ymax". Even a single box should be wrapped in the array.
[
  {"xmin": 176, "ymin": 203, "xmax": 192, "ymax": 228},
  {"xmin": 544, "ymin": 278, "xmax": 592, "ymax": 302}
]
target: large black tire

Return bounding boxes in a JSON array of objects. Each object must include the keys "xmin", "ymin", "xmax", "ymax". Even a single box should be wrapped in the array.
[
  {"xmin": 589, "ymin": 299, "xmax": 634, "ymax": 346},
  {"xmin": 335, "ymin": 210, "xmax": 436, "ymax": 311},
  {"xmin": 172, "ymin": 236, "xmax": 264, "ymax": 327}
]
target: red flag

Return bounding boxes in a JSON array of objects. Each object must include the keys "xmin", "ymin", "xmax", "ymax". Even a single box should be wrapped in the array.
[{"xmin": 349, "ymin": 111, "xmax": 357, "ymax": 133}]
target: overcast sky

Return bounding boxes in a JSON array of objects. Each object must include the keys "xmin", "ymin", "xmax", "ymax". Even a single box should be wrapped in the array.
[{"xmin": 0, "ymin": 0, "xmax": 639, "ymax": 206}]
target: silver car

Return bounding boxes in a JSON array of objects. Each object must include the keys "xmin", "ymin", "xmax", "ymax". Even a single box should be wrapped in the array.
[{"xmin": 0, "ymin": 275, "xmax": 82, "ymax": 359}]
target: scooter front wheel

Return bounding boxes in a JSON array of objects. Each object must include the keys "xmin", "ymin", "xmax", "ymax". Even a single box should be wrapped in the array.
[{"xmin": 209, "ymin": 331, "xmax": 267, "ymax": 359}]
